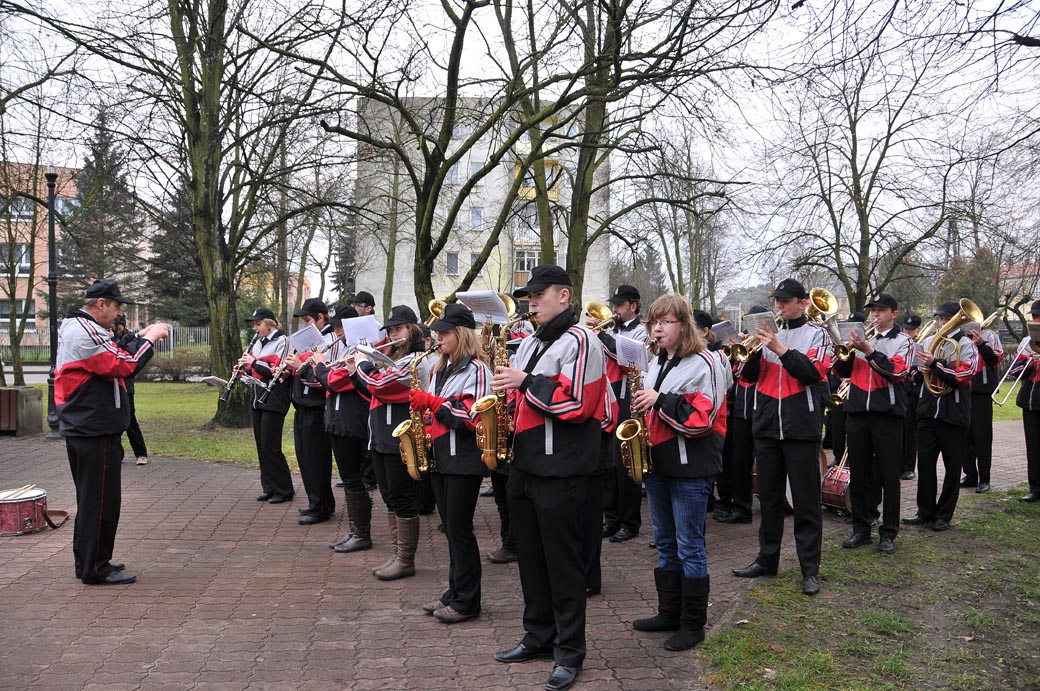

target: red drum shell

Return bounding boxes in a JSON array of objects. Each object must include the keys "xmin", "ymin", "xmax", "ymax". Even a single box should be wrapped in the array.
[
  {"xmin": 821, "ymin": 465, "xmax": 852, "ymax": 513},
  {"xmin": 0, "ymin": 489, "xmax": 48, "ymax": 536}
]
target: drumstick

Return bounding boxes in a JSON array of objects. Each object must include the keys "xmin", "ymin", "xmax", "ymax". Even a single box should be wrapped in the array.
[
  {"xmin": 11, "ymin": 484, "xmax": 37, "ymax": 499},
  {"xmin": 0, "ymin": 484, "xmax": 33, "ymax": 500}
]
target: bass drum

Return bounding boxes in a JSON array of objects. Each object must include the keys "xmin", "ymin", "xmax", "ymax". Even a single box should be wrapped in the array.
[{"xmin": 753, "ymin": 447, "xmax": 828, "ymax": 511}]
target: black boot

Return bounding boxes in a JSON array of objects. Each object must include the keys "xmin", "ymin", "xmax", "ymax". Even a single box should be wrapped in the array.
[
  {"xmin": 664, "ymin": 575, "xmax": 709, "ymax": 651},
  {"xmin": 633, "ymin": 568, "xmax": 682, "ymax": 632},
  {"xmin": 334, "ymin": 490, "xmax": 373, "ymax": 553}
]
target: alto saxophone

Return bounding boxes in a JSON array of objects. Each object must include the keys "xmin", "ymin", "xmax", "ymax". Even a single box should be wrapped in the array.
[
  {"xmin": 615, "ymin": 367, "xmax": 652, "ymax": 484},
  {"xmin": 474, "ymin": 313, "xmax": 531, "ymax": 471},
  {"xmin": 393, "ymin": 344, "xmax": 440, "ymax": 481}
]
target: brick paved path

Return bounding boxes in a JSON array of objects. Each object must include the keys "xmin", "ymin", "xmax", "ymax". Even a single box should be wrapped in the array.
[{"xmin": 0, "ymin": 422, "xmax": 1028, "ymax": 690}]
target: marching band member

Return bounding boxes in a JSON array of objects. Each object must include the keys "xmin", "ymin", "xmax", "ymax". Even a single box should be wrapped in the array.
[
  {"xmin": 963, "ymin": 315, "xmax": 1005, "ymax": 493},
  {"xmin": 903, "ymin": 300, "xmax": 979, "ymax": 531},
  {"xmin": 1009, "ymin": 300, "xmax": 1040, "ymax": 503},
  {"xmin": 313, "ymin": 305, "xmax": 374, "ymax": 553},
  {"xmin": 285, "ymin": 298, "xmax": 336, "ymax": 525},
  {"xmin": 491, "ymin": 265, "xmax": 606, "ymax": 691},
  {"xmin": 900, "ymin": 314, "xmax": 923, "ymax": 480},
  {"xmin": 595, "ymin": 284, "xmax": 647, "ymax": 543},
  {"xmin": 832, "ymin": 294, "xmax": 913, "ymax": 554},
  {"xmin": 240, "ymin": 307, "xmax": 295, "ymax": 504},
  {"xmin": 630, "ymin": 294, "xmax": 731, "ymax": 651},
  {"xmin": 733, "ymin": 279, "xmax": 831, "ymax": 596},
  {"xmin": 411, "ymin": 304, "xmax": 492, "ymax": 623},
  {"xmin": 583, "ymin": 382, "xmax": 618, "ymax": 598},
  {"xmin": 349, "ymin": 305, "xmax": 434, "ymax": 580}
]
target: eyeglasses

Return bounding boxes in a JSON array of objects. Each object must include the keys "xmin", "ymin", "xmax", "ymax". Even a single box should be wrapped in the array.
[{"xmin": 647, "ymin": 319, "xmax": 679, "ymax": 328}]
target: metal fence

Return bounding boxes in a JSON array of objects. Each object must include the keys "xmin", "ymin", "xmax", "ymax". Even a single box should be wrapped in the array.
[{"xmin": 0, "ymin": 326, "xmax": 210, "ymax": 361}]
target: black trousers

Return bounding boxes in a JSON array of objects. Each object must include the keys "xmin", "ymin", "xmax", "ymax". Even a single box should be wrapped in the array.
[
  {"xmin": 66, "ymin": 434, "xmax": 123, "ymax": 583},
  {"xmin": 582, "ymin": 461, "xmax": 607, "ymax": 592},
  {"xmin": 724, "ymin": 416, "xmax": 755, "ymax": 518},
  {"xmin": 902, "ymin": 393, "xmax": 919, "ymax": 474},
  {"xmin": 601, "ymin": 435, "xmax": 642, "ymax": 532},
  {"xmin": 1023, "ymin": 409, "xmax": 1040, "ymax": 495},
  {"xmin": 915, "ymin": 418, "xmax": 967, "ymax": 522},
  {"xmin": 846, "ymin": 414, "xmax": 902, "ymax": 540},
  {"xmin": 124, "ymin": 389, "xmax": 147, "ymax": 458},
  {"xmin": 431, "ymin": 473, "xmax": 483, "ymax": 614},
  {"xmin": 491, "ymin": 470, "xmax": 515, "ymax": 551},
  {"xmin": 831, "ymin": 407, "xmax": 847, "ymax": 462},
  {"xmin": 507, "ymin": 467, "xmax": 588, "ymax": 668},
  {"xmin": 371, "ymin": 450, "xmax": 418, "ymax": 518},
  {"xmin": 753, "ymin": 437, "xmax": 822, "ymax": 578},
  {"xmin": 965, "ymin": 393, "xmax": 994, "ymax": 484},
  {"xmin": 294, "ymin": 406, "xmax": 334, "ymax": 517},
  {"xmin": 252, "ymin": 408, "xmax": 294, "ymax": 499},
  {"xmin": 330, "ymin": 433, "xmax": 367, "ymax": 494}
]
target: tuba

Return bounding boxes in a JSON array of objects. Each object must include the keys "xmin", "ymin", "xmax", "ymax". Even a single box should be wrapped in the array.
[
  {"xmin": 616, "ymin": 367, "xmax": 652, "ymax": 484},
  {"xmin": 474, "ymin": 310, "xmax": 532, "ymax": 471},
  {"xmin": 424, "ymin": 299, "xmax": 446, "ymax": 326},
  {"xmin": 922, "ymin": 298, "xmax": 984, "ymax": 397},
  {"xmin": 393, "ymin": 344, "xmax": 441, "ymax": 481},
  {"xmin": 806, "ymin": 287, "xmax": 839, "ymax": 323}
]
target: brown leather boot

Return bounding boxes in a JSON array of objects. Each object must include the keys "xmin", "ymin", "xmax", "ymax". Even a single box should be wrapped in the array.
[
  {"xmin": 371, "ymin": 512, "xmax": 398, "ymax": 574},
  {"xmin": 375, "ymin": 516, "xmax": 419, "ymax": 580}
]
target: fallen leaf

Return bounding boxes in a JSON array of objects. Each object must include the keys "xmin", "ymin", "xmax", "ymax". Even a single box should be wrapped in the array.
[
  {"xmin": 736, "ymin": 619, "xmax": 750, "ymax": 625},
  {"xmin": 962, "ymin": 636, "xmax": 975, "ymax": 642},
  {"xmin": 771, "ymin": 643, "xmax": 785, "ymax": 653},
  {"xmin": 763, "ymin": 668, "xmax": 777, "ymax": 680}
]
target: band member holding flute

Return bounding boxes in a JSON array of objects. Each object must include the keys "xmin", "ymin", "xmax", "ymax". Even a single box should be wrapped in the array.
[
  {"xmin": 733, "ymin": 279, "xmax": 831, "ymax": 596},
  {"xmin": 1009, "ymin": 300, "xmax": 1040, "ymax": 503},
  {"xmin": 491, "ymin": 265, "xmax": 606, "ymax": 691},
  {"xmin": 630, "ymin": 294, "xmax": 731, "ymax": 651},
  {"xmin": 239, "ymin": 308, "xmax": 295, "ymax": 504},
  {"xmin": 350, "ymin": 305, "xmax": 434, "ymax": 581},
  {"xmin": 963, "ymin": 315, "xmax": 1004, "ymax": 493},
  {"xmin": 832, "ymin": 294, "xmax": 913, "ymax": 555},
  {"xmin": 410, "ymin": 303, "xmax": 492, "ymax": 623}
]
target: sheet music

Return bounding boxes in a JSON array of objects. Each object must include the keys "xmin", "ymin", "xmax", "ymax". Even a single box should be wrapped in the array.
[
  {"xmin": 240, "ymin": 375, "xmax": 263, "ymax": 387},
  {"xmin": 616, "ymin": 334, "xmax": 650, "ymax": 371},
  {"xmin": 341, "ymin": 315, "xmax": 383, "ymax": 346},
  {"xmin": 712, "ymin": 320, "xmax": 738, "ymax": 345},
  {"xmin": 743, "ymin": 311, "xmax": 777, "ymax": 336},
  {"xmin": 201, "ymin": 375, "xmax": 228, "ymax": 388},
  {"xmin": 836, "ymin": 321, "xmax": 865, "ymax": 341},
  {"xmin": 457, "ymin": 291, "xmax": 510, "ymax": 325},
  {"xmin": 290, "ymin": 325, "xmax": 326, "ymax": 353}
]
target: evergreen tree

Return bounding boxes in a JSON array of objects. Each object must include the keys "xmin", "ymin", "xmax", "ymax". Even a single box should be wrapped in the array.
[{"xmin": 147, "ymin": 181, "xmax": 208, "ymax": 325}]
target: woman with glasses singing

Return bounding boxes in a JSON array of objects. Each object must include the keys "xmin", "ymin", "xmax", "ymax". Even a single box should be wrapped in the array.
[{"xmin": 629, "ymin": 294, "xmax": 732, "ymax": 651}]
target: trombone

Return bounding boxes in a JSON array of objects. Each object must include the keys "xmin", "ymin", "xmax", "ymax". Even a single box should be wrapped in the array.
[{"xmin": 992, "ymin": 322, "xmax": 1040, "ymax": 406}]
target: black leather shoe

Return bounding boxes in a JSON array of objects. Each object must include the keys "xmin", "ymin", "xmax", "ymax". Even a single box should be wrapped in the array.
[
  {"xmin": 878, "ymin": 537, "xmax": 895, "ymax": 554},
  {"xmin": 609, "ymin": 527, "xmax": 638, "ymax": 543},
  {"xmin": 841, "ymin": 533, "xmax": 872, "ymax": 549},
  {"xmin": 932, "ymin": 518, "xmax": 950, "ymax": 532},
  {"xmin": 959, "ymin": 477, "xmax": 977, "ymax": 488},
  {"xmin": 480, "ymin": 486, "xmax": 495, "ymax": 497},
  {"xmin": 712, "ymin": 508, "xmax": 733, "ymax": 521},
  {"xmin": 1020, "ymin": 493, "xmax": 1040, "ymax": 503},
  {"xmin": 267, "ymin": 495, "xmax": 293, "ymax": 504},
  {"xmin": 256, "ymin": 492, "xmax": 273, "ymax": 501},
  {"xmin": 298, "ymin": 514, "xmax": 330, "ymax": 525},
  {"xmin": 802, "ymin": 575, "xmax": 820, "ymax": 595},
  {"xmin": 335, "ymin": 480, "xmax": 345, "ymax": 488},
  {"xmin": 110, "ymin": 562, "xmax": 125, "ymax": 571},
  {"xmin": 585, "ymin": 586, "xmax": 601, "ymax": 597},
  {"xmin": 494, "ymin": 642, "xmax": 554, "ymax": 663},
  {"xmin": 97, "ymin": 571, "xmax": 137, "ymax": 585},
  {"xmin": 902, "ymin": 514, "xmax": 930, "ymax": 525},
  {"xmin": 976, "ymin": 482, "xmax": 991, "ymax": 493},
  {"xmin": 899, "ymin": 471, "xmax": 915, "ymax": 481},
  {"xmin": 545, "ymin": 665, "xmax": 581, "ymax": 691},
  {"xmin": 601, "ymin": 524, "xmax": 618, "ymax": 539},
  {"xmin": 716, "ymin": 511, "xmax": 752, "ymax": 524},
  {"xmin": 733, "ymin": 562, "xmax": 777, "ymax": 578}
]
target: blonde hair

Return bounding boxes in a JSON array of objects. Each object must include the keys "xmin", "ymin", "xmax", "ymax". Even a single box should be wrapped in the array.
[
  {"xmin": 388, "ymin": 322, "xmax": 424, "ymax": 360},
  {"xmin": 434, "ymin": 327, "xmax": 487, "ymax": 372},
  {"xmin": 647, "ymin": 293, "xmax": 705, "ymax": 358}
]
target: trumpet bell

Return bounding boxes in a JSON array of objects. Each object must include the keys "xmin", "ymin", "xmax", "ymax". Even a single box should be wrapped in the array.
[{"xmin": 584, "ymin": 300, "xmax": 615, "ymax": 331}]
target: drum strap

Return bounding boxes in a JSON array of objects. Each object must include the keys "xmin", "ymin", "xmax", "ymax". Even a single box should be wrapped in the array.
[{"xmin": 43, "ymin": 510, "xmax": 69, "ymax": 530}]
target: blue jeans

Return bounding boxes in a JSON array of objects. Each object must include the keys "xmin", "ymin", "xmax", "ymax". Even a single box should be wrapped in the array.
[{"xmin": 645, "ymin": 473, "xmax": 712, "ymax": 578}]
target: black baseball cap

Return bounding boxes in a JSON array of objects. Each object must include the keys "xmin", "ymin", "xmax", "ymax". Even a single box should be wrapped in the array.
[
  {"xmin": 1031, "ymin": 300, "xmax": 1040, "ymax": 316},
  {"xmin": 86, "ymin": 278, "xmax": 135, "ymax": 305},
  {"xmin": 769, "ymin": 279, "xmax": 808, "ymax": 300},
  {"xmin": 513, "ymin": 264, "xmax": 572, "ymax": 297},
  {"xmin": 747, "ymin": 304, "xmax": 769, "ymax": 315},
  {"xmin": 693, "ymin": 310, "xmax": 714, "ymax": 329},
  {"xmin": 293, "ymin": 297, "xmax": 328, "ymax": 317},
  {"xmin": 245, "ymin": 308, "xmax": 276, "ymax": 322},
  {"xmin": 608, "ymin": 284, "xmax": 640, "ymax": 304},
  {"xmin": 903, "ymin": 314, "xmax": 922, "ymax": 328},
  {"xmin": 350, "ymin": 291, "xmax": 376, "ymax": 307},
  {"xmin": 430, "ymin": 303, "xmax": 477, "ymax": 332},
  {"xmin": 935, "ymin": 300, "xmax": 960, "ymax": 318},
  {"xmin": 329, "ymin": 305, "xmax": 358, "ymax": 326},
  {"xmin": 849, "ymin": 311, "xmax": 866, "ymax": 322},
  {"xmin": 865, "ymin": 293, "xmax": 898, "ymax": 310},
  {"xmin": 381, "ymin": 305, "xmax": 419, "ymax": 329}
]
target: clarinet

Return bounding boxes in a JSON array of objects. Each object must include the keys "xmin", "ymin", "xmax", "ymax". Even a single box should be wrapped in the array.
[
  {"xmin": 257, "ymin": 336, "xmax": 294, "ymax": 405},
  {"xmin": 220, "ymin": 332, "xmax": 261, "ymax": 402}
]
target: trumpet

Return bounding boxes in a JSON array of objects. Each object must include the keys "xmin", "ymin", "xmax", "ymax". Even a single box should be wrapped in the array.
[
  {"xmin": 328, "ymin": 337, "xmax": 405, "ymax": 369},
  {"xmin": 992, "ymin": 322, "xmax": 1040, "ymax": 406},
  {"xmin": 585, "ymin": 300, "xmax": 618, "ymax": 332},
  {"xmin": 220, "ymin": 332, "xmax": 261, "ymax": 402},
  {"xmin": 831, "ymin": 379, "xmax": 851, "ymax": 407},
  {"xmin": 834, "ymin": 319, "xmax": 879, "ymax": 362}
]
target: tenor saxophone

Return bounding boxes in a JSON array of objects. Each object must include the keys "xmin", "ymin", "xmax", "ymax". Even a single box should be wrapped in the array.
[
  {"xmin": 393, "ymin": 344, "xmax": 440, "ymax": 481},
  {"xmin": 615, "ymin": 367, "xmax": 653, "ymax": 484},
  {"xmin": 474, "ymin": 313, "xmax": 531, "ymax": 471}
]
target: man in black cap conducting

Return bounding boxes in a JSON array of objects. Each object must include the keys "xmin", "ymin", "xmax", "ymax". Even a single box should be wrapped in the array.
[
  {"xmin": 900, "ymin": 314, "xmax": 924, "ymax": 480},
  {"xmin": 733, "ymin": 278, "xmax": 831, "ymax": 596},
  {"xmin": 903, "ymin": 300, "xmax": 978, "ymax": 531},
  {"xmin": 492, "ymin": 264, "xmax": 607, "ymax": 691},
  {"xmin": 56, "ymin": 279, "xmax": 170, "ymax": 584},
  {"xmin": 596, "ymin": 284, "xmax": 647, "ymax": 543}
]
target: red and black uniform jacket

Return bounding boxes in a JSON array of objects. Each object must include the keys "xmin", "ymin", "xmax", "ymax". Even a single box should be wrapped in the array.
[
  {"xmin": 831, "ymin": 326, "xmax": 914, "ymax": 417},
  {"xmin": 1007, "ymin": 336, "xmax": 1040, "ymax": 412},
  {"xmin": 354, "ymin": 342, "xmax": 435, "ymax": 455},
  {"xmin": 291, "ymin": 326, "xmax": 334, "ymax": 410},
  {"xmin": 55, "ymin": 307, "xmax": 155, "ymax": 437},
  {"xmin": 645, "ymin": 348, "xmax": 732, "ymax": 479},
  {"xmin": 314, "ymin": 338, "xmax": 371, "ymax": 440},
  {"xmin": 245, "ymin": 330, "xmax": 291, "ymax": 415},
  {"xmin": 509, "ymin": 309, "xmax": 607, "ymax": 477},
  {"xmin": 741, "ymin": 316, "xmax": 831, "ymax": 442},
  {"xmin": 422, "ymin": 355, "xmax": 492, "ymax": 476},
  {"xmin": 916, "ymin": 330, "xmax": 979, "ymax": 428},
  {"xmin": 597, "ymin": 318, "xmax": 648, "ymax": 423},
  {"xmin": 970, "ymin": 329, "xmax": 1004, "ymax": 396}
]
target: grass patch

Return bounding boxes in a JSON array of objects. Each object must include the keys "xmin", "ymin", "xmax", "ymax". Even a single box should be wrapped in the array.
[{"xmin": 992, "ymin": 381, "xmax": 1023, "ymax": 422}]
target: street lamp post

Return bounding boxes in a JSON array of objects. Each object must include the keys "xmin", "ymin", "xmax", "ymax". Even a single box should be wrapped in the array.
[{"xmin": 45, "ymin": 165, "xmax": 60, "ymax": 438}]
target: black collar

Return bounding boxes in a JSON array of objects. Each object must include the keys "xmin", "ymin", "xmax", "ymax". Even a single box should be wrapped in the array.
[
  {"xmin": 534, "ymin": 307, "xmax": 578, "ymax": 343},
  {"xmin": 785, "ymin": 316, "xmax": 808, "ymax": 329}
]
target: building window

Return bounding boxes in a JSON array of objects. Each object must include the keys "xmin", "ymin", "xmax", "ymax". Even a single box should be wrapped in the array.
[
  {"xmin": 515, "ymin": 248, "xmax": 540, "ymax": 273},
  {"xmin": 470, "ymin": 252, "xmax": 484, "ymax": 276},
  {"xmin": 446, "ymin": 164, "xmax": 460, "ymax": 185},
  {"xmin": 55, "ymin": 197, "xmax": 80, "ymax": 216},
  {"xmin": 469, "ymin": 160, "xmax": 483, "ymax": 186},
  {"xmin": 10, "ymin": 244, "xmax": 32, "ymax": 275},
  {"xmin": 0, "ymin": 299, "xmax": 36, "ymax": 323},
  {"xmin": 470, "ymin": 208, "xmax": 483, "ymax": 230},
  {"xmin": 445, "ymin": 252, "xmax": 460, "ymax": 276},
  {"xmin": 4, "ymin": 196, "xmax": 34, "ymax": 221}
]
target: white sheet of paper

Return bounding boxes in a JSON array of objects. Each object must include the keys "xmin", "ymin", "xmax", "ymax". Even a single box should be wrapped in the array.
[
  {"xmin": 201, "ymin": 375, "xmax": 228, "ymax": 388},
  {"xmin": 341, "ymin": 315, "xmax": 383, "ymax": 347},
  {"xmin": 837, "ymin": 321, "xmax": 865, "ymax": 341},
  {"xmin": 457, "ymin": 291, "xmax": 510, "ymax": 325},
  {"xmin": 743, "ymin": 311, "xmax": 777, "ymax": 336},
  {"xmin": 290, "ymin": 325, "xmax": 325, "ymax": 353},
  {"xmin": 615, "ymin": 334, "xmax": 650, "ymax": 371},
  {"xmin": 712, "ymin": 320, "xmax": 738, "ymax": 344}
]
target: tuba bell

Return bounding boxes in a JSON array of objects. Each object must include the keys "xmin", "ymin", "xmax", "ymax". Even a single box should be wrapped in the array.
[
  {"xmin": 922, "ymin": 298, "xmax": 984, "ymax": 397},
  {"xmin": 806, "ymin": 287, "xmax": 839, "ymax": 323},
  {"xmin": 425, "ymin": 299, "xmax": 446, "ymax": 326}
]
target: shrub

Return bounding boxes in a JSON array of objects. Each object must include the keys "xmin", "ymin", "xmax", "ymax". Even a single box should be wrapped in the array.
[{"xmin": 139, "ymin": 346, "xmax": 211, "ymax": 382}]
